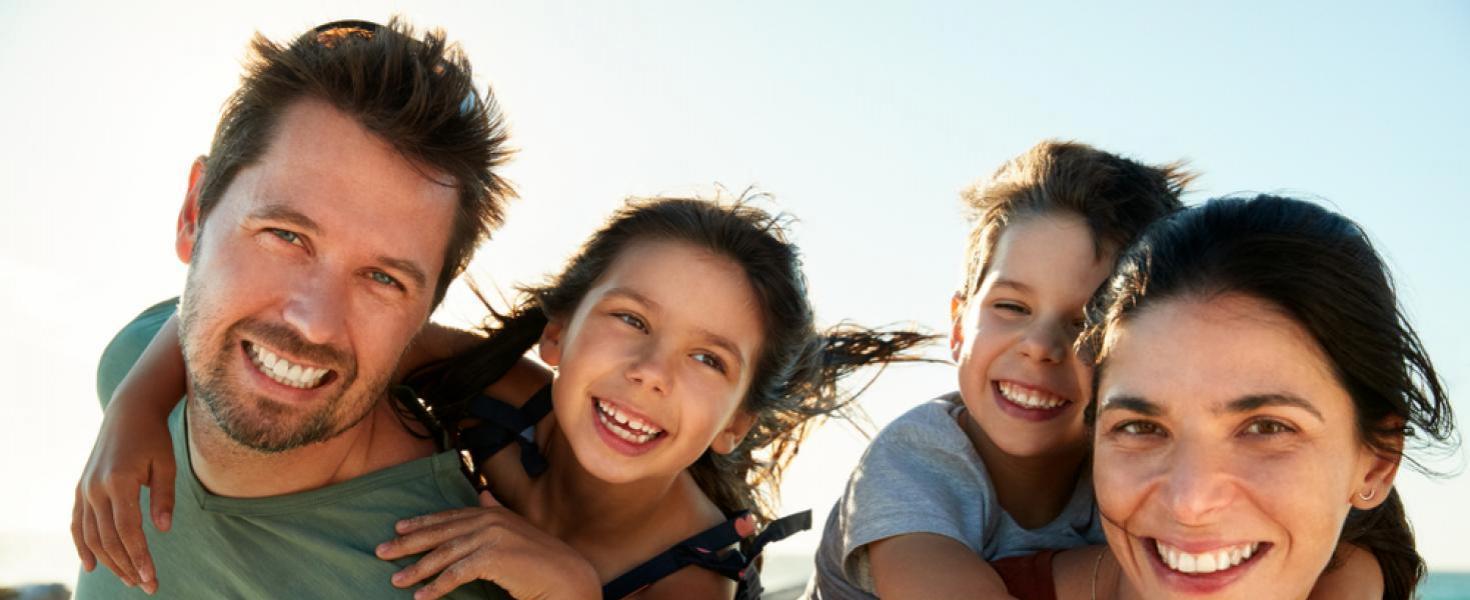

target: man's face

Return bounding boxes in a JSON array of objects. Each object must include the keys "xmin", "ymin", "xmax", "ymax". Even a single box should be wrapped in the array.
[{"xmin": 176, "ymin": 98, "xmax": 458, "ymax": 453}]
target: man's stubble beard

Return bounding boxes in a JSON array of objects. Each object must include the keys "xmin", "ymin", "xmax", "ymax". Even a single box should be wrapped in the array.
[{"xmin": 178, "ymin": 260, "xmax": 387, "ymax": 454}]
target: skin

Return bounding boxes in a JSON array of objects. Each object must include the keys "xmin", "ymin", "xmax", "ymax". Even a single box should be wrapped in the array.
[
  {"xmin": 378, "ymin": 239, "xmax": 765, "ymax": 599},
  {"xmin": 870, "ymin": 212, "xmax": 1113, "ymax": 599},
  {"xmin": 1090, "ymin": 294, "xmax": 1399, "ymax": 600},
  {"xmin": 73, "ymin": 97, "xmax": 462, "ymax": 593}
]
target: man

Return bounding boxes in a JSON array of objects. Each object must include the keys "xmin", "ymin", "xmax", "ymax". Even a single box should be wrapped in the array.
[{"xmin": 72, "ymin": 19, "xmax": 515, "ymax": 598}]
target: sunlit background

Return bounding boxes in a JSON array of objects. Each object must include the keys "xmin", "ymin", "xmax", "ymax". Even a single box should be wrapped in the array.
[{"xmin": 3, "ymin": 1, "xmax": 1467, "ymax": 595}]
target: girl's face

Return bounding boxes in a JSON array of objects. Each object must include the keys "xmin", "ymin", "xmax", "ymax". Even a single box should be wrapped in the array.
[
  {"xmin": 539, "ymin": 239, "xmax": 762, "ymax": 484},
  {"xmin": 952, "ymin": 212, "xmax": 1111, "ymax": 459},
  {"xmin": 1092, "ymin": 294, "xmax": 1398, "ymax": 599}
]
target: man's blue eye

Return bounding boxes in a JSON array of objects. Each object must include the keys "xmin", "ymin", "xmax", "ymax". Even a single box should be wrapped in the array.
[
  {"xmin": 369, "ymin": 271, "xmax": 401, "ymax": 289},
  {"xmin": 271, "ymin": 229, "xmax": 303, "ymax": 245}
]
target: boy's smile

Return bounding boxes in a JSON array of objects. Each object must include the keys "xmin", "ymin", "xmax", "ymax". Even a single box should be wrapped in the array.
[{"xmin": 951, "ymin": 212, "xmax": 1112, "ymax": 459}]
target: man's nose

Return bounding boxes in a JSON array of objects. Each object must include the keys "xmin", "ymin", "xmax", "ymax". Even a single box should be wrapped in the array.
[{"xmin": 281, "ymin": 275, "xmax": 348, "ymax": 346}]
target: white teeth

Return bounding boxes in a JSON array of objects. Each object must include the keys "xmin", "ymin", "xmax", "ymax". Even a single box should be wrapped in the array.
[
  {"xmin": 248, "ymin": 343, "xmax": 329, "ymax": 389},
  {"xmin": 997, "ymin": 381, "xmax": 1069, "ymax": 409},
  {"xmin": 1155, "ymin": 540, "xmax": 1262, "ymax": 575},
  {"xmin": 595, "ymin": 399, "xmax": 664, "ymax": 442}
]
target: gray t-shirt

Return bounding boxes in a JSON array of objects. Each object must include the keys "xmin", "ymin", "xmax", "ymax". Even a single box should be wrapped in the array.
[
  {"xmin": 804, "ymin": 393, "xmax": 1103, "ymax": 599},
  {"xmin": 76, "ymin": 299, "xmax": 504, "ymax": 599}
]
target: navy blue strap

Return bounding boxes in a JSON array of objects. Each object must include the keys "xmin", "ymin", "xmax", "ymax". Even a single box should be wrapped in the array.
[
  {"xmin": 601, "ymin": 509, "xmax": 812, "ymax": 600},
  {"xmin": 459, "ymin": 384, "xmax": 553, "ymax": 478}
]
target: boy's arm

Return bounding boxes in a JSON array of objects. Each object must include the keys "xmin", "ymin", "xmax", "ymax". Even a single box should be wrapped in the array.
[
  {"xmin": 1308, "ymin": 543, "xmax": 1384, "ymax": 600},
  {"xmin": 868, "ymin": 533, "xmax": 1019, "ymax": 600},
  {"xmin": 73, "ymin": 310, "xmax": 185, "ymax": 594}
]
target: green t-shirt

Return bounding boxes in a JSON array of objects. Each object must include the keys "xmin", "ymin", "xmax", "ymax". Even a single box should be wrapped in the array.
[{"xmin": 77, "ymin": 299, "xmax": 506, "ymax": 599}]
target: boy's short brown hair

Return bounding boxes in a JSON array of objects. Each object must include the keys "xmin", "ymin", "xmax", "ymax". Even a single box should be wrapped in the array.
[
  {"xmin": 196, "ymin": 17, "xmax": 515, "ymax": 305},
  {"xmin": 958, "ymin": 139, "xmax": 1194, "ymax": 299}
]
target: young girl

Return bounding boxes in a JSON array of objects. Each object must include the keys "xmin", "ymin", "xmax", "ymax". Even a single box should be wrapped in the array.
[
  {"xmin": 74, "ymin": 195, "xmax": 931, "ymax": 598},
  {"xmin": 993, "ymin": 194, "xmax": 1456, "ymax": 600},
  {"xmin": 806, "ymin": 140, "xmax": 1193, "ymax": 599}
]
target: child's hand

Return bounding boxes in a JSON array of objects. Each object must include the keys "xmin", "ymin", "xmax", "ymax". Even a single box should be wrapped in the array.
[
  {"xmin": 71, "ymin": 400, "xmax": 176, "ymax": 595},
  {"xmin": 377, "ymin": 490, "xmax": 601, "ymax": 600}
]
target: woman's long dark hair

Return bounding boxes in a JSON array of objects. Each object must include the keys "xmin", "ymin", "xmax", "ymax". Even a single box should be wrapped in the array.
[
  {"xmin": 1080, "ymin": 195, "xmax": 1457, "ymax": 599},
  {"xmin": 407, "ymin": 194, "xmax": 933, "ymax": 522}
]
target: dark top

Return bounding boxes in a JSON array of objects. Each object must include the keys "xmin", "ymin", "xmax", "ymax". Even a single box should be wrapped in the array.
[{"xmin": 402, "ymin": 381, "xmax": 809, "ymax": 599}]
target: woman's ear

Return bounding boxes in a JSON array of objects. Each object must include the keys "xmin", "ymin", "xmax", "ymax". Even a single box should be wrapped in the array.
[
  {"xmin": 1351, "ymin": 420, "xmax": 1404, "ymax": 510},
  {"xmin": 538, "ymin": 318, "xmax": 566, "ymax": 367},
  {"xmin": 950, "ymin": 292, "xmax": 967, "ymax": 363},
  {"xmin": 712, "ymin": 410, "xmax": 757, "ymax": 455}
]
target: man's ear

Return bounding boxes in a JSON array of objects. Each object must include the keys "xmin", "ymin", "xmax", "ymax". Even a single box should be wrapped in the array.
[
  {"xmin": 712, "ymin": 410, "xmax": 758, "ymax": 455},
  {"xmin": 1351, "ymin": 421, "xmax": 1404, "ymax": 510},
  {"xmin": 176, "ymin": 157, "xmax": 208, "ymax": 263},
  {"xmin": 537, "ymin": 317, "xmax": 566, "ymax": 367},
  {"xmin": 950, "ymin": 292, "xmax": 967, "ymax": 363}
]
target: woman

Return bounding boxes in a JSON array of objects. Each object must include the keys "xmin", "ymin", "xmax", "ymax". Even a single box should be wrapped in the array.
[{"xmin": 994, "ymin": 194, "xmax": 1456, "ymax": 599}]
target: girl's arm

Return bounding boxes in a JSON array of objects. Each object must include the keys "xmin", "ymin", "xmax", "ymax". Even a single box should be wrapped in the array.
[
  {"xmin": 377, "ymin": 490, "xmax": 600, "ymax": 600},
  {"xmin": 868, "ymin": 533, "xmax": 1020, "ymax": 600},
  {"xmin": 72, "ymin": 312, "xmax": 186, "ymax": 595}
]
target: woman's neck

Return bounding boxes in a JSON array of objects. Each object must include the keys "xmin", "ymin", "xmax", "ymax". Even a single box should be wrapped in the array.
[{"xmin": 959, "ymin": 407, "xmax": 1088, "ymax": 529}]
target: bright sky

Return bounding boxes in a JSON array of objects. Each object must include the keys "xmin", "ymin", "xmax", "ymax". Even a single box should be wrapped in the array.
[{"xmin": 2, "ymin": 0, "xmax": 1467, "ymax": 587}]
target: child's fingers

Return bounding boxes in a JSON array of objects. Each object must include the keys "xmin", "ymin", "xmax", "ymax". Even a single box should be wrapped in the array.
[
  {"xmin": 149, "ymin": 459, "xmax": 176, "ymax": 532},
  {"xmin": 109, "ymin": 492, "xmax": 156, "ymax": 593},
  {"xmin": 394, "ymin": 506, "xmax": 486, "ymax": 535},
  {"xmin": 413, "ymin": 553, "xmax": 489, "ymax": 600},
  {"xmin": 87, "ymin": 498, "xmax": 139, "ymax": 587},
  {"xmin": 389, "ymin": 532, "xmax": 483, "ymax": 589},
  {"xmin": 379, "ymin": 515, "xmax": 482, "ymax": 560},
  {"xmin": 70, "ymin": 485, "xmax": 97, "ymax": 572}
]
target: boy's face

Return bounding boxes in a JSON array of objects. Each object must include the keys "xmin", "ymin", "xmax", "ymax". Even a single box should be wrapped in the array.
[
  {"xmin": 951, "ymin": 212, "xmax": 1112, "ymax": 459},
  {"xmin": 175, "ymin": 99, "xmax": 458, "ymax": 452}
]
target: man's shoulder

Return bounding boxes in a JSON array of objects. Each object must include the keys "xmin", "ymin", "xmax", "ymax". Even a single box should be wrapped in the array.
[{"xmin": 96, "ymin": 298, "xmax": 179, "ymax": 407}]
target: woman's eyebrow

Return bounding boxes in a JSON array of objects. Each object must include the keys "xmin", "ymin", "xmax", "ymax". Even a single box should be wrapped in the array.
[
  {"xmin": 1098, "ymin": 395, "xmax": 1161, "ymax": 416},
  {"xmin": 1224, "ymin": 394, "xmax": 1326, "ymax": 422}
]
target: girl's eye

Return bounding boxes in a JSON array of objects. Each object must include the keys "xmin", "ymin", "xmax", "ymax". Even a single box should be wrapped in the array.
[
  {"xmin": 1243, "ymin": 418, "xmax": 1296, "ymax": 436},
  {"xmin": 692, "ymin": 352, "xmax": 726, "ymax": 374},
  {"xmin": 614, "ymin": 312, "xmax": 648, "ymax": 332},
  {"xmin": 269, "ymin": 228, "xmax": 304, "ymax": 246},
  {"xmin": 367, "ymin": 270, "xmax": 404, "ymax": 291},
  {"xmin": 1114, "ymin": 420, "xmax": 1164, "ymax": 437}
]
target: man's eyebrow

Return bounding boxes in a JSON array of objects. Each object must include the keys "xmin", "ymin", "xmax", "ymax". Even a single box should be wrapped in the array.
[
  {"xmin": 378, "ymin": 255, "xmax": 429, "ymax": 291},
  {"xmin": 1224, "ymin": 394, "xmax": 1326, "ymax": 423},
  {"xmin": 1098, "ymin": 395, "xmax": 1162, "ymax": 417},
  {"xmin": 249, "ymin": 204, "xmax": 321, "ymax": 233}
]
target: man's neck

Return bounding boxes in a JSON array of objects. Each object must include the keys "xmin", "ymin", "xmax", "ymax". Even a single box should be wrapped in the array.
[{"xmin": 185, "ymin": 395, "xmax": 436, "ymax": 498}]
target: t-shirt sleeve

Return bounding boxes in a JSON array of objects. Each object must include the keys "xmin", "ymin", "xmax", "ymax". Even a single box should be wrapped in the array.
[
  {"xmin": 834, "ymin": 401, "xmax": 997, "ymax": 592},
  {"xmin": 95, "ymin": 298, "xmax": 179, "ymax": 409}
]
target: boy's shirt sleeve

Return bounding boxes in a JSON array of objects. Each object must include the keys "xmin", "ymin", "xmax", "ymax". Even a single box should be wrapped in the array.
[
  {"xmin": 95, "ymin": 298, "xmax": 179, "ymax": 409},
  {"xmin": 834, "ymin": 398, "xmax": 999, "ymax": 592}
]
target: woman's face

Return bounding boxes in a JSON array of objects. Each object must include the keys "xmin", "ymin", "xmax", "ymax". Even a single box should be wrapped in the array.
[{"xmin": 1092, "ymin": 294, "xmax": 1398, "ymax": 599}]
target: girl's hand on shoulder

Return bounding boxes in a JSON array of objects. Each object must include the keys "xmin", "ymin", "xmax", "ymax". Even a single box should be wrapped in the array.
[{"xmin": 377, "ymin": 491, "xmax": 600, "ymax": 600}]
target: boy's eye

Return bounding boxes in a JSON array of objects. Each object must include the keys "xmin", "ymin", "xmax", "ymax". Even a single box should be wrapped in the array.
[
  {"xmin": 614, "ymin": 312, "xmax": 649, "ymax": 332},
  {"xmin": 1243, "ymin": 418, "xmax": 1296, "ymax": 436},
  {"xmin": 994, "ymin": 301, "xmax": 1029, "ymax": 315},
  {"xmin": 367, "ymin": 270, "xmax": 404, "ymax": 291},
  {"xmin": 692, "ymin": 352, "xmax": 726, "ymax": 373},
  {"xmin": 269, "ymin": 228, "xmax": 304, "ymax": 246}
]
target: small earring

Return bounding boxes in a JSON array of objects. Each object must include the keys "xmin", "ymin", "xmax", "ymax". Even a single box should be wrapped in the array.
[{"xmin": 1357, "ymin": 488, "xmax": 1376, "ymax": 502}]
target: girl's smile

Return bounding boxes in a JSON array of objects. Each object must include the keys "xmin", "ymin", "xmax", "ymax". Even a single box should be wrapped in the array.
[{"xmin": 539, "ymin": 239, "xmax": 762, "ymax": 484}]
